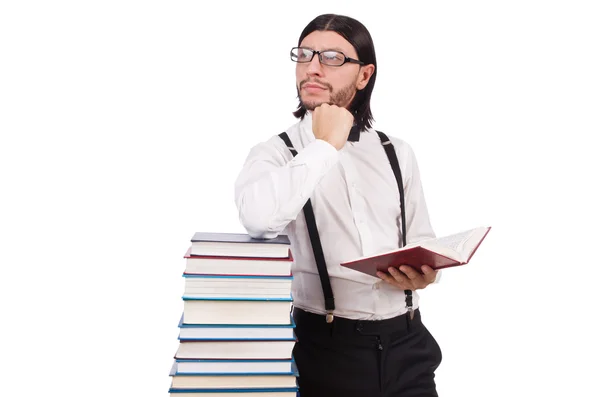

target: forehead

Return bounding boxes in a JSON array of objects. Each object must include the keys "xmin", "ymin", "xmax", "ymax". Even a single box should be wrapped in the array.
[{"xmin": 299, "ymin": 30, "xmax": 357, "ymax": 57}]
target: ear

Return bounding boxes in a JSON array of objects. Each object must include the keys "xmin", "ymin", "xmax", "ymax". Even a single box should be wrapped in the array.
[{"xmin": 356, "ymin": 64, "xmax": 375, "ymax": 90}]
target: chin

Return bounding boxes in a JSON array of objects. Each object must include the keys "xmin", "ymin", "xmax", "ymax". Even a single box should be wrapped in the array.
[{"xmin": 301, "ymin": 96, "xmax": 329, "ymax": 111}]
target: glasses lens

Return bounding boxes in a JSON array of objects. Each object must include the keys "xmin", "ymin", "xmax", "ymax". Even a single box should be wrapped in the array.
[
  {"xmin": 291, "ymin": 48, "xmax": 313, "ymax": 63},
  {"xmin": 320, "ymin": 51, "xmax": 345, "ymax": 66}
]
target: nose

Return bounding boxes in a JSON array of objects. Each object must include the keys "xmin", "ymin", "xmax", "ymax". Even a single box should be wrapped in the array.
[{"xmin": 305, "ymin": 53, "xmax": 324, "ymax": 77}]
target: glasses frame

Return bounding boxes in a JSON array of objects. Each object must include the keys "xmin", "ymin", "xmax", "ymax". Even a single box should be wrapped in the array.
[{"xmin": 290, "ymin": 47, "xmax": 365, "ymax": 67}]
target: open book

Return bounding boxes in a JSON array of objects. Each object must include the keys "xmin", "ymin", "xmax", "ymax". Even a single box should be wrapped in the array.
[{"xmin": 341, "ymin": 226, "xmax": 491, "ymax": 277}]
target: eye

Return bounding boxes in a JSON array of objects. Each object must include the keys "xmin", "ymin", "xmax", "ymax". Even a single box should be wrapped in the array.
[
  {"xmin": 323, "ymin": 51, "xmax": 344, "ymax": 62},
  {"xmin": 298, "ymin": 49, "xmax": 313, "ymax": 60}
]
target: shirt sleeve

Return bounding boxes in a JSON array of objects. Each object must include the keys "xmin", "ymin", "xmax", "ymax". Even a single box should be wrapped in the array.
[{"xmin": 234, "ymin": 136, "xmax": 339, "ymax": 239}]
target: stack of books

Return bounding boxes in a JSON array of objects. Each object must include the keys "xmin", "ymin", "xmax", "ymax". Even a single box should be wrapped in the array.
[{"xmin": 168, "ymin": 232, "xmax": 299, "ymax": 397}]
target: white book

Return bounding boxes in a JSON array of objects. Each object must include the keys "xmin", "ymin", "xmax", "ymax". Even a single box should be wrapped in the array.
[
  {"xmin": 175, "ymin": 340, "xmax": 295, "ymax": 360},
  {"xmin": 190, "ymin": 232, "xmax": 291, "ymax": 258},
  {"xmin": 183, "ymin": 275, "xmax": 292, "ymax": 299},
  {"xmin": 182, "ymin": 299, "xmax": 292, "ymax": 325}
]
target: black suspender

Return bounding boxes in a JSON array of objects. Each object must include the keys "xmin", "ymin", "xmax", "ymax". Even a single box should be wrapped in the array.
[
  {"xmin": 278, "ymin": 132, "xmax": 336, "ymax": 323},
  {"xmin": 278, "ymin": 130, "xmax": 413, "ymax": 322},
  {"xmin": 376, "ymin": 131, "xmax": 413, "ymax": 319}
]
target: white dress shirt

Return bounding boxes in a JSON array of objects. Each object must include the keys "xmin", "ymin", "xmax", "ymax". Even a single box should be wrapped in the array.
[{"xmin": 234, "ymin": 111, "xmax": 438, "ymax": 320}]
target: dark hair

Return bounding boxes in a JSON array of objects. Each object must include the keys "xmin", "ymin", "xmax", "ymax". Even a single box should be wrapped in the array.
[{"xmin": 293, "ymin": 14, "xmax": 377, "ymax": 131}]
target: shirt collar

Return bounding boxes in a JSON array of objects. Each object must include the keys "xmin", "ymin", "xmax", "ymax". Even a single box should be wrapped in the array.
[{"xmin": 348, "ymin": 125, "xmax": 360, "ymax": 142}]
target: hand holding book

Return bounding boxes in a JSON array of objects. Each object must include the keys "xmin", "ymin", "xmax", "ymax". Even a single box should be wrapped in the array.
[{"xmin": 376, "ymin": 264, "xmax": 438, "ymax": 290}]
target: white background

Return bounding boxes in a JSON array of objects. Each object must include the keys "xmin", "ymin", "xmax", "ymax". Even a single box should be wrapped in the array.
[{"xmin": 1, "ymin": 1, "xmax": 599, "ymax": 396}]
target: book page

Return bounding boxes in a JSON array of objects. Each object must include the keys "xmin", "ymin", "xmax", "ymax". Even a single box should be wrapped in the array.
[
  {"xmin": 423, "ymin": 227, "xmax": 489, "ymax": 262},
  {"xmin": 340, "ymin": 226, "xmax": 489, "ymax": 265},
  {"xmin": 432, "ymin": 229, "xmax": 474, "ymax": 252}
]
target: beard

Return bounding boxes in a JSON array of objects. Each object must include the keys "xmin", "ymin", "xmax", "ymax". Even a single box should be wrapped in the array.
[{"xmin": 297, "ymin": 79, "xmax": 357, "ymax": 111}]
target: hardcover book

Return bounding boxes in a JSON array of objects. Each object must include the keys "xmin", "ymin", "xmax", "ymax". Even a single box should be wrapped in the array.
[
  {"xmin": 341, "ymin": 226, "xmax": 491, "ymax": 277},
  {"xmin": 190, "ymin": 233, "xmax": 291, "ymax": 258},
  {"xmin": 178, "ymin": 315, "xmax": 296, "ymax": 341},
  {"xmin": 175, "ymin": 340, "xmax": 296, "ymax": 360},
  {"xmin": 182, "ymin": 298, "xmax": 293, "ymax": 325},
  {"xmin": 184, "ymin": 248, "xmax": 293, "ymax": 276},
  {"xmin": 174, "ymin": 359, "xmax": 296, "ymax": 375},
  {"xmin": 182, "ymin": 274, "xmax": 293, "ymax": 300},
  {"xmin": 169, "ymin": 361, "xmax": 299, "ymax": 389}
]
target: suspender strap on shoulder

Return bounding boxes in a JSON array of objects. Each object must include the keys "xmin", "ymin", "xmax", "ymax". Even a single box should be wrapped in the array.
[
  {"xmin": 278, "ymin": 132, "xmax": 298, "ymax": 156},
  {"xmin": 376, "ymin": 130, "xmax": 414, "ymax": 318},
  {"xmin": 278, "ymin": 132, "xmax": 335, "ymax": 322},
  {"xmin": 375, "ymin": 131, "xmax": 407, "ymax": 247}
]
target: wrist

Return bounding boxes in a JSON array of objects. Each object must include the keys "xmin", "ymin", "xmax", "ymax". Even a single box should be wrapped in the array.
[{"xmin": 317, "ymin": 137, "xmax": 342, "ymax": 151}]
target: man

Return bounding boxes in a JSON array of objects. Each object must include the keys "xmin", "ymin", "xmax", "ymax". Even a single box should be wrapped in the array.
[{"xmin": 235, "ymin": 13, "xmax": 442, "ymax": 397}]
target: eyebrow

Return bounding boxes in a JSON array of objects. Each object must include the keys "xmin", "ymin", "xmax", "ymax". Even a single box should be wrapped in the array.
[{"xmin": 302, "ymin": 46, "xmax": 348, "ymax": 53}]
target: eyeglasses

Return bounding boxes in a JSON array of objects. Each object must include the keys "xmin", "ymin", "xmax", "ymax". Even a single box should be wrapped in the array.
[{"xmin": 290, "ymin": 47, "xmax": 364, "ymax": 67}]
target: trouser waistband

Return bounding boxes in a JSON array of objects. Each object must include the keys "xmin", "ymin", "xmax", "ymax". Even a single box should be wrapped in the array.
[{"xmin": 292, "ymin": 307, "xmax": 422, "ymax": 336}]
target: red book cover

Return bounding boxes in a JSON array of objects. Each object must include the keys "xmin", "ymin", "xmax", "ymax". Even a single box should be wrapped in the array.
[
  {"xmin": 183, "ymin": 247, "xmax": 294, "ymax": 277},
  {"xmin": 341, "ymin": 227, "xmax": 491, "ymax": 277},
  {"xmin": 184, "ymin": 247, "xmax": 294, "ymax": 262}
]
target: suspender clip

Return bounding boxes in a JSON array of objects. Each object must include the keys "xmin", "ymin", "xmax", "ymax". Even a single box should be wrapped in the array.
[{"xmin": 326, "ymin": 311, "xmax": 334, "ymax": 323}]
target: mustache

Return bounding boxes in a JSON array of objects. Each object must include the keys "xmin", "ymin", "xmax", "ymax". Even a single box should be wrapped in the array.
[{"xmin": 299, "ymin": 79, "xmax": 333, "ymax": 91}]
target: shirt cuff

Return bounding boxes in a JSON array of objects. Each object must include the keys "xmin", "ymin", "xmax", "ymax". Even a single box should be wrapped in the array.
[{"xmin": 287, "ymin": 138, "xmax": 339, "ymax": 171}]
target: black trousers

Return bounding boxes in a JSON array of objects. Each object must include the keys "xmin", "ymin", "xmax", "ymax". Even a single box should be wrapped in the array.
[{"xmin": 292, "ymin": 307, "xmax": 442, "ymax": 397}]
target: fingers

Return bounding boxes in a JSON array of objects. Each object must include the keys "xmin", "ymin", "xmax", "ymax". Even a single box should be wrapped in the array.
[
  {"xmin": 398, "ymin": 265, "xmax": 420, "ymax": 280},
  {"xmin": 311, "ymin": 103, "xmax": 354, "ymax": 150},
  {"xmin": 377, "ymin": 267, "xmax": 412, "ymax": 290},
  {"xmin": 420, "ymin": 265, "xmax": 438, "ymax": 284},
  {"xmin": 399, "ymin": 265, "xmax": 437, "ymax": 285},
  {"xmin": 376, "ymin": 265, "xmax": 437, "ymax": 290},
  {"xmin": 389, "ymin": 267, "xmax": 411, "ymax": 285},
  {"xmin": 398, "ymin": 266, "xmax": 427, "ymax": 289}
]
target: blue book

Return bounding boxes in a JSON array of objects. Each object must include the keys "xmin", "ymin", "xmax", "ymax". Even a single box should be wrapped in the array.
[
  {"xmin": 178, "ymin": 314, "xmax": 296, "ymax": 341},
  {"xmin": 169, "ymin": 361, "xmax": 299, "ymax": 389},
  {"xmin": 174, "ymin": 359, "xmax": 296, "ymax": 375},
  {"xmin": 169, "ymin": 388, "xmax": 298, "ymax": 396}
]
